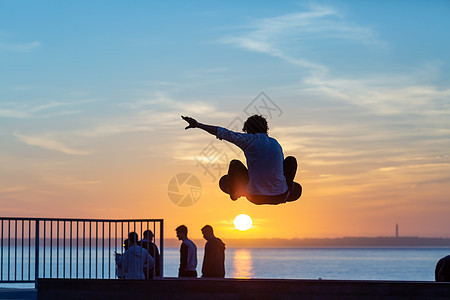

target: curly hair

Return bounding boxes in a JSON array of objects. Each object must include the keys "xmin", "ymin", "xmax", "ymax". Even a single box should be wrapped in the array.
[{"xmin": 242, "ymin": 115, "xmax": 269, "ymax": 134}]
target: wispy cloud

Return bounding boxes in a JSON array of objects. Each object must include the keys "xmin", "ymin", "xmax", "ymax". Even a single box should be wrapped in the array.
[
  {"xmin": 219, "ymin": 3, "xmax": 449, "ymax": 120},
  {"xmin": 0, "ymin": 185, "xmax": 29, "ymax": 196},
  {"xmin": 0, "ymin": 107, "xmax": 29, "ymax": 118},
  {"xmin": 77, "ymin": 114, "xmax": 161, "ymax": 138},
  {"xmin": 121, "ymin": 92, "xmax": 235, "ymax": 119},
  {"xmin": 302, "ymin": 72, "xmax": 450, "ymax": 116},
  {"xmin": 43, "ymin": 175, "xmax": 101, "ymax": 186},
  {"xmin": 13, "ymin": 132, "xmax": 91, "ymax": 155},
  {"xmin": 220, "ymin": 4, "xmax": 384, "ymax": 73},
  {"xmin": 7, "ymin": 91, "xmax": 236, "ymax": 156},
  {"xmin": 273, "ymin": 117, "xmax": 450, "ymax": 204},
  {"xmin": 0, "ymin": 39, "xmax": 41, "ymax": 53},
  {"xmin": 0, "ymin": 100, "xmax": 91, "ymax": 119}
]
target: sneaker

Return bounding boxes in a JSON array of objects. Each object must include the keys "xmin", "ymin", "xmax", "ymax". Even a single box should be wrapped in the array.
[{"xmin": 286, "ymin": 182, "xmax": 302, "ymax": 202}]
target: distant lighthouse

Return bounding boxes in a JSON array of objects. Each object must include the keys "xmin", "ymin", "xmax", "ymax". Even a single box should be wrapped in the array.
[{"xmin": 396, "ymin": 223, "xmax": 399, "ymax": 238}]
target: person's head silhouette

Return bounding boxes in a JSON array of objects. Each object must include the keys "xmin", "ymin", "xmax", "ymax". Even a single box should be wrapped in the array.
[
  {"xmin": 176, "ymin": 225, "xmax": 188, "ymax": 241},
  {"xmin": 143, "ymin": 229, "xmax": 154, "ymax": 241},
  {"xmin": 201, "ymin": 225, "xmax": 215, "ymax": 241},
  {"xmin": 128, "ymin": 232, "xmax": 138, "ymax": 246},
  {"xmin": 243, "ymin": 115, "xmax": 268, "ymax": 134}
]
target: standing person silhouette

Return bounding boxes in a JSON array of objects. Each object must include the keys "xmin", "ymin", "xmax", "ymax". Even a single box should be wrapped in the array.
[
  {"xmin": 182, "ymin": 115, "xmax": 302, "ymax": 205},
  {"xmin": 138, "ymin": 230, "xmax": 161, "ymax": 279},
  {"xmin": 201, "ymin": 225, "xmax": 225, "ymax": 278},
  {"xmin": 176, "ymin": 225, "xmax": 198, "ymax": 277}
]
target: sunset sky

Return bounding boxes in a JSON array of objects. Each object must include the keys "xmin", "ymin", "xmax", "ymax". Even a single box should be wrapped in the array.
[{"xmin": 1, "ymin": 1, "xmax": 449, "ymax": 240}]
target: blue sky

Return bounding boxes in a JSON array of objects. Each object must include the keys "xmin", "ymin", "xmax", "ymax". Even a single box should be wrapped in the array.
[
  {"xmin": 3, "ymin": 1, "xmax": 448, "ymax": 92},
  {"xmin": 1, "ymin": 1, "xmax": 449, "ymax": 238}
]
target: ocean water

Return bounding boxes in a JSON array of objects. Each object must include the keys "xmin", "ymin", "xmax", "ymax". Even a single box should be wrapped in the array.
[
  {"xmin": 1, "ymin": 247, "xmax": 449, "ymax": 288},
  {"xmin": 165, "ymin": 247, "xmax": 450, "ymax": 281}
]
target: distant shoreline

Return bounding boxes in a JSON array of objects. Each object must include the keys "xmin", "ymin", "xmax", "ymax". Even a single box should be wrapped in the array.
[
  {"xmin": 164, "ymin": 237, "xmax": 450, "ymax": 248},
  {"xmin": 29, "ymin": 236, "xmax": 450, "ymax": 248}
]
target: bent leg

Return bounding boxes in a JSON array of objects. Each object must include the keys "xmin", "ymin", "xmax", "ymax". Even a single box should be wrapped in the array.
[
  {"xmin": 283, "ymin": 156, "xmax": 297, "ymax": 185},
  {"xmin": 220, "ymin": 160, "xmax": 249, "ymax": 200},
  {"xmin": 284, "ymin": 156, "xmax": 302, "ymax": 202},
  {"xmin": 219, "ymin": 175, "xmax": 230, "ymax": 194}
]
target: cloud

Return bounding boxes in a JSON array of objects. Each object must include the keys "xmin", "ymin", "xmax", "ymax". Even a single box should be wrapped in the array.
[
  {"xmin": 284, "ymin": 81, "xmax": 449, "ymax": 183},
  {"xmin": 0, "ymin": 107, "xmax": 29, "ymax": 119},
  {"xmin": 121, "ymin": 92, "xmax": 235, "ymax": 119},
  {"xmin": 0, "ymin": 100, "xmax": 92, "ymax": 119},
  {"xmin": 0, "ymin": 41, "xmax": 41, "ymax": 53},
  {"xmin": 6, "ymin": 91, "xmax": 238, "ymax": 158},
  {"xmin": 0, "ymin": 185, "xmax": 29, "ymax": 196},
  {"xmin": 302, "ymin": 72, "xmax": 450, "ymax": 116},
  {"xmin": 13, "ymin": 132, "xmax": 91, "ymax": 155},
  {"xmin": 45, "ymin": 176, "xmax": 101, "ymax": 186},
  {"xmin": 218, "ymin": 3, "xmax": 449, "ymax": 120},
  {"xmin": 76, "ymin": 116, "xmax": 162, "ymax": 138},
  {"xmin": 220, "ymin": 4, "xmax": 385, "ymax": 73}
]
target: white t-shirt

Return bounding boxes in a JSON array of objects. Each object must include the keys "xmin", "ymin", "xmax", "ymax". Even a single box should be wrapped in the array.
[
  {"xmin": 216, "ymin": 127, "xmax": 288, "ymax": 196},
  {"xmin": 182, "ymin": 238, "xmax": 197, "ymax": 272},
  {"xmin": 118, "ymin": 245, "xmax": 154, "ymax": 279}
]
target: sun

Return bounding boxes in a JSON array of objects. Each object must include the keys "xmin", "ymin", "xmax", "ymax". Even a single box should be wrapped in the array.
[{"xmin": 233, "ymin": 214, "xmax": 252, "ymax": 231}]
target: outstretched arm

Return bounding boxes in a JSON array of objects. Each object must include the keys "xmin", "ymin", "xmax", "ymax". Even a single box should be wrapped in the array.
[{"xmin": 182, "ymin": 116, "xmax": 218, "ymax": 136}]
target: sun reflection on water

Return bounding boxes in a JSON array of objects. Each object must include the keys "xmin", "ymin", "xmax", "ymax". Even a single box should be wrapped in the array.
[{"xmin": 232, "ymin": 249, "xmax": 254, "ymax": 278}]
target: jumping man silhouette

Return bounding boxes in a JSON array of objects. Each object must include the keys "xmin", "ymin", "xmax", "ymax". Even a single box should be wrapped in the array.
[{"xmin": 182, "ymin": 115, "xmax": 302, "ymax": 205}]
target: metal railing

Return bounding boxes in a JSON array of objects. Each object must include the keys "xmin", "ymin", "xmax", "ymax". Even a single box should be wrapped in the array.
[{"xmin": 0, "ymin": 217, "xmax": 164, "ymax": 287}]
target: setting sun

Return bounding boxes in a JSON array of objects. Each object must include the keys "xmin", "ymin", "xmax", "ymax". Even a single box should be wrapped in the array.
[{"xmin": 234, "ymin": 214, "xmax": 253, "ymax": 231}]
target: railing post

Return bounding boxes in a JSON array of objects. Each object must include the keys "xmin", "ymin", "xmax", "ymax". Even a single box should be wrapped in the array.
[
  {"xmin": 35, "ymin": 219, "xmax": 39, "ymax": 289},
  {"xmin": 160, "ymin": 219, "xmax": 164, "ymax": 278}
]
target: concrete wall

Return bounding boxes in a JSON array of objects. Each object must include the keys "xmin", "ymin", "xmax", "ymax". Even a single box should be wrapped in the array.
[{"xmin": 37, "ymin": 278, "xmax": 450, "ymax": 300}]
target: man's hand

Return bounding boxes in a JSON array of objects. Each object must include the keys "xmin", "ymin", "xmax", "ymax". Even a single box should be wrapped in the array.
[
  {"xmin": 181, "ymin": 116, "xmax": 198, "ymax": 130},
  {"xmin": 181, "ymin": 115, "xmax": 218, "ymax": 136}
]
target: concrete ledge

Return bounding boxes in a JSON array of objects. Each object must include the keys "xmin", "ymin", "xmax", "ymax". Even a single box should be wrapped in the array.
[
  {"xmin": 0, "ymin": 288, "xmax": 36, "ymax": 300},
  {"xmin": 37, "ymin": 278, "xmax": 450, "ymax": 300}
]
